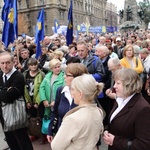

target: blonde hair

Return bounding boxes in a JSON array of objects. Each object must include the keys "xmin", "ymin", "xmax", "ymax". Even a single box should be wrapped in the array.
[
  {"xmin": 53, "ymin": 50, "xmax": 64, "ymax": 61},
  {"xmin": 71, "ymin": 74, "xmax": 104, "ymax": 102},
  {"xmin": 49, "ymin": 59, "xmax": 61, "ymax": 70},
  {"xmin": 140, "ymin": 48, "xmax": 150, "ymax": 55},
  {"xmin": 123, "ymin": 45, "xmax": 134, "ymax": 57},
  {"xmin": 113, "ymin": 68, "xmax": 142, "ymax": 97}
]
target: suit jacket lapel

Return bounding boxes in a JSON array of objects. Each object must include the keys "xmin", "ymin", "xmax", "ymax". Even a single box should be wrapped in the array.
[
  {"xmin": 110, "ymin": 93, "xmax": 141, "ymax": 122},
  {"xmin": 108, "ymin": 101, "xmax": 118, "ymax": 120}
]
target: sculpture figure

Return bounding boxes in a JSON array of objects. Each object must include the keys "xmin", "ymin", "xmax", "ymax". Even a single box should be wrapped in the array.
[{"xmin": 126, "ymin": 6, "xmax": 132, "ymax": 21}]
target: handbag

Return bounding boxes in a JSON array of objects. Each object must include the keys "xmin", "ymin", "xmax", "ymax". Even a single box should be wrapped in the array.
[
  {"xmin": 41, "ymin": 117, "xmax": 50, "ymax": 134},
  {"xmin": 2, "ymin": 96, "xmax": 27, "ymax": 132},
  {"xmin": 28, "ymin": 116, "xmax": 42, "ymax": 137}
]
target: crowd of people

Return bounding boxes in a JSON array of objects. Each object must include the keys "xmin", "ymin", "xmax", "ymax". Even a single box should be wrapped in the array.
[{"xmin": 0, "ymin": 29, "xmax": 150, "ymax": 150}]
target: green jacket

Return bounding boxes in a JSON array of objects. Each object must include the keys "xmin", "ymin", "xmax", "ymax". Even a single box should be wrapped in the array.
[
  {"xmin": 24, "ymin": 69, "xmax": 45, "ymax": 105},
  {"xmin": 39, "ymin": 71, "xmax": 65, "ymax": 117}
]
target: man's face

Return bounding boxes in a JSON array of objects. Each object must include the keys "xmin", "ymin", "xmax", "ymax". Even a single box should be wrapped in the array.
[
  {"xmin": 95, "ymin": 48, "xmax": 105, "ymax": 59},
  {"xmin": 20, "ymin": 50, "xmax": 29, "ymax": 60},
  {"xmin": 77, "ymin": 44, "xmax": 88, "ymax": 59},
  {"xmin": 44, "ymin": 37, "xmax": 50, "ymax": 45},
  {"xmin": 54, "ymin": 40, "xmax": 60, "ymax": 46},
  {"xmin": 140, "ymin": 53, "xmax": 147, "ymax": 59},
  {"xmin": 0, "ymin": 54, "xmax": 14, "ymax": 74}
]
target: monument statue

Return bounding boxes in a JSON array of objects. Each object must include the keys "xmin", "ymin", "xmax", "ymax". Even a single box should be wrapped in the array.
[
  {"xmin": 119, "ymin": 9, "xmax": 124, "ymax": 19},
  {"xmin": 126, "ymin": 6, "xmax": 132, "ymax": 21}
]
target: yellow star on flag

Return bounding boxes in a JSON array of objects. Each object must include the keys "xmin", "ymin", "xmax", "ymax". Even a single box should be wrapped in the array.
[{"xmin": 8, "ymin": 8, "xmax": 14, "ymax": 23}]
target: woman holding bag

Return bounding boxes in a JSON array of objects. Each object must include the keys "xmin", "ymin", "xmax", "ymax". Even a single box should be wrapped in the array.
[
  {"xmin": 23, "ymin": 57, "xmax": 45, "ymax": 141},
  {"xmin": 39, "ymin": 59, "xmax": 64, "ymax": 144}
]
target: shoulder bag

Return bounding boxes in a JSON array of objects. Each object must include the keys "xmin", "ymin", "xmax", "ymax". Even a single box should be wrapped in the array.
[{"xmin": 2, "ymin": 96, "xmax": 27, "ymax": 132}]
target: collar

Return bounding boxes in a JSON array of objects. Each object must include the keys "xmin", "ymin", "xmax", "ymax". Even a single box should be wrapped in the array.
[
  {"xmin": 116, "ymin": 93, "xmax": 135, "ymax": 107},
  {"xmin": 3, "ymin": 67, "xmax": 16, "ymax": 80},
  {"xmin": 61, "ymin": 86, "xmax": 73, "ymax": 105},
  {"xmin": 61, "ymin": 86, "xmax": 70, "ymax": 93}
]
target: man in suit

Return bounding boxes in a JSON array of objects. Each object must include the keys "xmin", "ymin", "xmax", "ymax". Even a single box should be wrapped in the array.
[{"xmin": 0, "ymin": 52, "xmax": 33, "ymax": 150}]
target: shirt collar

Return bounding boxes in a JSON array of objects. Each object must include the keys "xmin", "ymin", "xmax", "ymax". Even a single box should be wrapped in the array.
[
  {"xmin": 116, "ymin": 93, "xmax": 135, "ymax": 107},
  {"xmin": 3, "ymin": 67, "xmax": 16, "ymax": 80}
]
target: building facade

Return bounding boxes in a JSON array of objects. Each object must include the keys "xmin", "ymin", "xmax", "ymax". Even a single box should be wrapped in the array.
[
  {"xmin": 17, "ymin": 0, "xmax": 108, "ymax": 36},
  {"xmin": 106, "ymin": 2, "xmax": 118, "ymax": 27},
  {"xmin": 0, "ymin": 0, "xmax": 119, "ymax": 36}
]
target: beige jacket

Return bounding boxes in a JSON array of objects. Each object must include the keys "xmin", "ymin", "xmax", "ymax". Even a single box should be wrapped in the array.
[{"xmin": 51, "ymin": 104, "xmax": 104, "ymax": 150}]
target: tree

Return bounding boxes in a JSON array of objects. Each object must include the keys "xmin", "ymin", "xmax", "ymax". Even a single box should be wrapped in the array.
[{"xmin": 138, "ymin": 0, "xmax": 150, "ymax": 28}]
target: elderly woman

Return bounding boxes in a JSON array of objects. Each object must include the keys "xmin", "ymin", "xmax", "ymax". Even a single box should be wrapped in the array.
[
  {"xmin": 39, "ymin": 59, "xmax": 64, "ymax": 143},
  {"xmin": 47, "ymin": 63, "xmax": 88, "ymax": 143},
  {"xmin": 120, "ymin": 45, "xmax": 143, "ymax": 74},
  {"xmin": 51, "ymin": 74, "xmax": 104, "ymax": 150},
  {"xmin": 103, "ymin": 68, "xmax": 150, "ymax": 150}
]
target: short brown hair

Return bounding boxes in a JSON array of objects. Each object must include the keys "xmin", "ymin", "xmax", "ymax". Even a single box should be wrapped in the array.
[
  {"xmin": 65, "ymin": 63, "xmax": 88, "ymax": 78},
  {"xmin": 28, "ymin": 57, "xmax": 38, "ymax": 66}
]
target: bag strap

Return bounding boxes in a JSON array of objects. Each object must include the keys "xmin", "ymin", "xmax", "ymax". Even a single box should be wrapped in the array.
[
  {"xmin": 127, "ymin": 140, "xmax": 132, "ymax": 150},
  {"xmin": 135, "ymin": 57, "xmax": 138, "ymax": 68},
  {"xmin": 56, "ymin": 86, "xmax": 64, "ymax": 107}
]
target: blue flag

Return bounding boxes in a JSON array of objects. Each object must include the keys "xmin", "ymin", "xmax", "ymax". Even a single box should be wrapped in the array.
[
  {"xmin": 66, "ymin": 0, "xmax": 73, "ymax": 46},
  {"xmin": 54, "ymin": 19, "xmax": 60, "ymax": 34},
  {"xmin": 35, "ymin": 8, "xmax": 44, "ymax": 59},
  {"xmin": 2, "ymin": 0, "xmax": 18, "ymax": 48}
]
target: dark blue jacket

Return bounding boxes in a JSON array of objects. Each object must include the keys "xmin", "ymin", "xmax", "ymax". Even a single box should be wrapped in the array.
[
  {"xmin": 82, "ymin": 54, "xmax": 105, "ymax": 82},
  {"xmin": 48, "ymin": 86, "xmax": 77, "ymax": 136}
]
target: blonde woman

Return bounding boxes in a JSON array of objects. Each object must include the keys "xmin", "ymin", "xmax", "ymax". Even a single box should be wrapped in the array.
[
  {"xmin": 120, "ymin": 45, "xmax": 143, "ymax": 74},
  {"xmin": 39, "ymin": 59, "xmax": 64, "ymax": 143},
  {"xmin": 51, "ymin": 74, "xmax": 104, "ymax": 150}
]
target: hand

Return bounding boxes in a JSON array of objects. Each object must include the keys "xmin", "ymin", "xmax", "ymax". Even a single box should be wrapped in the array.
[
  {"xmin": 103, "ymin": 130, "xmax": 115, "ymax": 146},
  {"xmin": 106, "ymin": 89, "xmax": 116, "ymax": 99},
  {"xmin": 27, "ymin": 103, "xmax": 32, "ymax": 109},
  {"xmin": 17, "ymin": 63, "xmax": 22, "ymax": 69},
  {"xmin": 47, "ymin": 135, "xmax": 53, "ymax": 143},
  {"xmin": 50, "ymin": 101, "xmax": 55, "ymax": 107},
  {"xmin": 34, "ymin": 103, "xmax": 39, "ymax": 109},
  {"xmin": 43, "ymin": 100, "xmax": 50, "ymax": 107}
]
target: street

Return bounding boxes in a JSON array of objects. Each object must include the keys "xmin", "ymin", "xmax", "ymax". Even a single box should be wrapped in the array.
[{"xmin": 0, "ymin": 125, "xmax": 108, "ymax": 150}]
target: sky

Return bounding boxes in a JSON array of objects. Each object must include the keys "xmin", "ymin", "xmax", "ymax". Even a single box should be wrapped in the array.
[{"xmin": 107, "ymin": 0, "xmax": 142, "ymax": 11}]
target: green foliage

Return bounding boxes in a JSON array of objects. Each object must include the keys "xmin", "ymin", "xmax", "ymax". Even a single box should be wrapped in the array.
[{"xmin": 138, "ymin": 0, "xmax": 150, "ymax": 27}]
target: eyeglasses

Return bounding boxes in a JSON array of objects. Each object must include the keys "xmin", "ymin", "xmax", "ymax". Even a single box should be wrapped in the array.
[{"xmin": 65, "ymin": 73, "xmax": 74, "ymax": 77}]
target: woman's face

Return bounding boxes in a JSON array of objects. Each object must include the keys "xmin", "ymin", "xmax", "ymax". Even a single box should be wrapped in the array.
[
  {"xmin": 29, "ymin": 64, "xmax": 38, "ymax": 71},
  {"xmin": 52, "ymin": 64, "xmax": 61, "ymax": 75},
  {"xmin": 71, "ymin": 86, "xmax": 81, "ymax": 105},
  {"xmin": 125, "ymin": 47, "xmax": 134, "ymax": 58},
  {"xmin": 113, "ymin": 79, "xmax": 125, "ymax": 98},
  {"xmin": 64, "ymin": 72, "xmax": 74, "ymax": 86},
  {"xmin": 69, "ymin": 47, "xmax": 76, "ymax": 54}
]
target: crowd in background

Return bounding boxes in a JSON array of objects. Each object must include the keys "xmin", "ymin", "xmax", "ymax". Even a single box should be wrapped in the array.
[{"xmin": 0, "ymin": 28, "xmax": 150, "ymax": 150}]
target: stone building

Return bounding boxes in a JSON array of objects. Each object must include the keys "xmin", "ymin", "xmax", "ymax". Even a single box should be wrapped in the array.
[
  {"xmin": 105, "ymin": 2, "xmax": 118, "ymax": 27},
  {"xmin": 0, "ymin": 0, "xmax": 4, "ymax": 34},
  {"xmin": 17, "ymin": 0, "xmax": 108, "ymax": 36}
]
